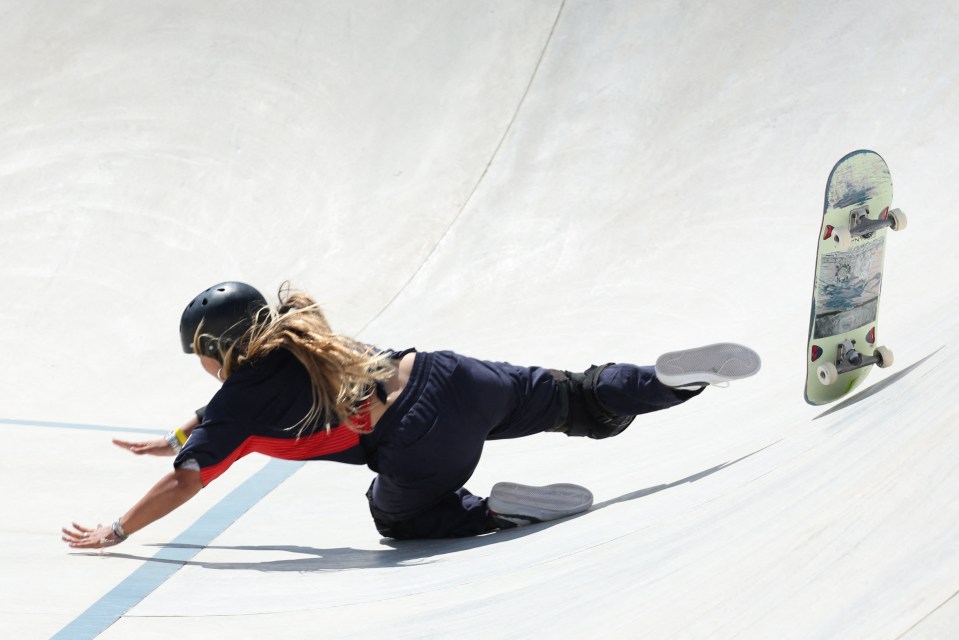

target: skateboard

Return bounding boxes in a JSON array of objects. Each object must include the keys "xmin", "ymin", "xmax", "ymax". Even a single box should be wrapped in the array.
[{"xmin": 804, "ymin": 150, "xmax": 907, "ymax": 405}]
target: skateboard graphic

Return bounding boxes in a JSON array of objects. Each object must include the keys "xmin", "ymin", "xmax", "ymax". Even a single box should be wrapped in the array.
[{"xmin": 804, "ymin": 150, "xmax": 907, "ymax": 405}]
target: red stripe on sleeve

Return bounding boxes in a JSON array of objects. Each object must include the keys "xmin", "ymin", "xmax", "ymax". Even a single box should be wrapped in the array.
[
  {"xmin": 250, "ymin": 425, "xmax": 361, "ymax": 460},
  {"xmin": 199, "ymin": 423, "xmax": 363, "ymax": 486}
]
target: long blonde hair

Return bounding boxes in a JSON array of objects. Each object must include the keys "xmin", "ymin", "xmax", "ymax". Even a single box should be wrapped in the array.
[{"xmin": 202, "ymin": 284, "xmax": 394, "ymax": 436}]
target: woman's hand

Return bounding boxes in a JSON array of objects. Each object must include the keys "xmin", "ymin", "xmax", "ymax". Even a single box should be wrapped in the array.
[
  {"xmin": 61, "ymin": 522, "xmax": 123, "ymax": 549},
  {"xmin": 112, "ymin": 437, "xmax": 175, "ymax": 456},
  {"xmin": 113, "ymin": 415, "xmax": 200, "ymax": 457},
  {"xmin": 62, "ymin": 468, "xmax": 202, "ymax": 552}
]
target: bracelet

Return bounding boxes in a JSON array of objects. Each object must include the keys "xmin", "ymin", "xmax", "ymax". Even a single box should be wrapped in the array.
[
  {"xmin": 165, "ymin": 430, "xmax": 183, "ymax": 453},
  {"xmin": 112, "ymin": 519, "xmax": 128, "ymax": 542},
  {"xmin": 174, "ymin": 428, "xmax": 188, "ymax": 446}
]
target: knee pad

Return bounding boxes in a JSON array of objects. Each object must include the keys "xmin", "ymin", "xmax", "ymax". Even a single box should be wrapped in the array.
[{"xmin": 549, "ymin": 364, "xmax": 635, "ymax": 439}]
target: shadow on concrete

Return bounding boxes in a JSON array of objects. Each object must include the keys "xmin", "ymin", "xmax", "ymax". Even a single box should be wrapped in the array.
[
  {"xmin": 813, "ymin": 347, "xmax": 944, "ymax": 421},
  {"xmin": 80, "ymin": 441, "xmax": 779, "ymax": 572}
]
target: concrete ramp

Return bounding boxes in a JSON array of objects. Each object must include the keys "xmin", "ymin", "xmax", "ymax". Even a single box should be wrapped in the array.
[{"xmin": 2, "ymin": 1, "xmax": 957, "ymax": 638}]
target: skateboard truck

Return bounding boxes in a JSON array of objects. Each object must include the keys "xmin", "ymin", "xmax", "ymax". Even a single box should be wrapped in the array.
[
  {"xmin": 817, "ymin": 339, "xmax": 894, "ymax": 385},
  {"xmin": 829, "ymin": 206, "xmax": 907, "ymax": 250}
]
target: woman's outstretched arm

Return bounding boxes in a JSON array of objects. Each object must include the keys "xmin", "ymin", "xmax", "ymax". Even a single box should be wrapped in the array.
[{"xmin": 62, "ymin": 467, "xmax": 202, "ymax": 549}]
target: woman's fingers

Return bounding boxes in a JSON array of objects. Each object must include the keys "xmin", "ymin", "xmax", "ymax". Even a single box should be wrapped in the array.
[
  {"xmin": 62, "ymin": 523, "xmax": 92, "ymax": 544},
  {"xmin": 62, "ymin": 522, "xmax": 118, "ymax": 548},
  {"xmin": 112, "ymin": 437, "xmax": 172, "ymax": 456},
  {"xmin": 112, "ymin": 438, "xmax": 145, "ymax": 453}
]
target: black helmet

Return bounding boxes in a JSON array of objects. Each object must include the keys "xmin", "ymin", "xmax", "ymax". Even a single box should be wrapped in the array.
[{"xmin": 179, "ymin": 282, "xmax": 269, "ymax": 358}]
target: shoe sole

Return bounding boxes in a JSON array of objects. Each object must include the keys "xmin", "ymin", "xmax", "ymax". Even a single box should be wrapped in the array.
[
  {"xmin": 655, "ymin": 342, "xmax": 762, "ymax": 387},
  {"xmin": 488, "ymin": 482, "xmax": 593, "ymax": 523}
]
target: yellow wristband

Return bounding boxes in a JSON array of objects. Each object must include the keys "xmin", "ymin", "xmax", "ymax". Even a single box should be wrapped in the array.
[{"xmin": 174, "ymin": 428, "xmax": 188, "ymax": 446}]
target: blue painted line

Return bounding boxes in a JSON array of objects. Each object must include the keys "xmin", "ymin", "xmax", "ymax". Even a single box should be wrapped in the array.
[
  {"xmin": 52, "ymin": 458, "xmax": 305, "ymax": 639},
  {"xmin": 0, "ymin": 417, "xmax": 164, "ymax": 435}
]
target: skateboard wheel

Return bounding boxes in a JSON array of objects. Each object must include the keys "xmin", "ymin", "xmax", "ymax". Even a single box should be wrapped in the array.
[
  {"xmin": 874, "ymin": 346, "xmax": 894, "ymax": 368},
  {"xmin": 817, "ymin": 362, "xmax": 839, "ymax": 385},
  {"xmin": 888, "ymin": 208, "xmax": 907, "ymax": 231},
  {"xmin": 831, "ymin": 227, "xmax": 852, "ymax": 250}
]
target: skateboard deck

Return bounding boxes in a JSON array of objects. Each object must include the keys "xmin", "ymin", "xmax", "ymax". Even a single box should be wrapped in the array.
[{"xmin": 804, "ymin": 150, "xmax": 906, "ymax": 405}]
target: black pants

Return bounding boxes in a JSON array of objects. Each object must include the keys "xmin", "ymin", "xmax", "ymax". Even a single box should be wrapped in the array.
[{"xmin": 363, "ymin": 350, "xmax": 698, "ymax": 539}]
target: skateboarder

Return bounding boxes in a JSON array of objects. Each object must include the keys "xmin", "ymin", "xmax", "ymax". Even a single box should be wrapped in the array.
[{"xmin": 63, "ymin": 282, "xmax": 761, "ymax": 548}]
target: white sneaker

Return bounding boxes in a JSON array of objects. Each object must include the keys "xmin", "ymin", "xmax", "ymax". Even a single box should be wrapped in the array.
[
  {"xmin": 488, "ymin": 482, "xmax": 593, "ymax": 529},
  {"xmin": 655, "ymin": 342, "xmax": 761, "ymax": 388}
]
